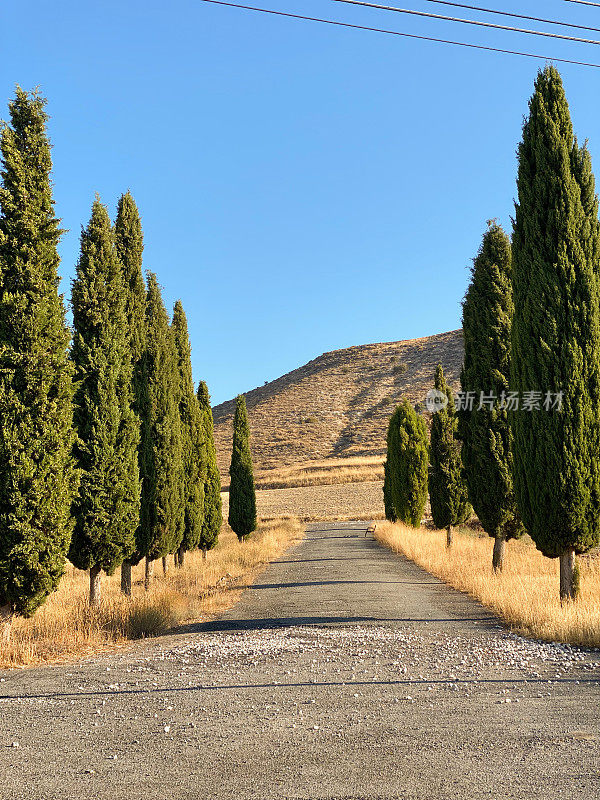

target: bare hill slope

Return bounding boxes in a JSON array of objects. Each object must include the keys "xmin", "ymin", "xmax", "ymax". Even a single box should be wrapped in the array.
[{"xmin": 212, "ymin": 330, "xmax": 463, "ymax": 476}]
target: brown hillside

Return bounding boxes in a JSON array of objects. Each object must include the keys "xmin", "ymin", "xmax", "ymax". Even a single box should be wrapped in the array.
[{"xmin": 212, "ymin": 330, "xmax": 464, "ymax": 477}]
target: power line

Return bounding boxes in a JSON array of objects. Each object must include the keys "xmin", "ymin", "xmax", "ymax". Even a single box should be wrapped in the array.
[
  {"xmin": 198, "ymin": 0, "xmax": 600, "ymax": 67},
  {"xmin": 331, "ymin": 0, "xmax": 600, "ymax": 46},
  {"xmin": 561, "ymin": 0, "xmax": 600, "ymax": 8},
  {"xmin": 420, "ymin": 0, "xmax": 600, "ymax": 35}
]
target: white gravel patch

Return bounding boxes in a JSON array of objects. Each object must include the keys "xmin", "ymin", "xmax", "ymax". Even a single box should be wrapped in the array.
[{"xmin": 139, "ymin": 625, "xmax": 600, "ymax": 684}]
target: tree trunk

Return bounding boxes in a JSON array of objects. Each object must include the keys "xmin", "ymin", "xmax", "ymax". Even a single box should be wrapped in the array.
[
  {"xmin": 144, "ymin": 558, "xmax": 154, "ymax": 591},
  {"xmin": 560, "ymin": 548, "xmax": 577, "ymax": 602},
  {"xmin": 89, "ymin": 566, "xmax": 102, "ymax": 607},
  {"xmin": 121, "ymin": 560, "xmax": 132, "ymax": 596},
  {"xmin": 162, "ymin": 556, "xmax": 169, "ymax": 576},
  {"xmin": 446, "ymin": 525, "xmax": 453, "ymax": 549},
  {"xmin": 176, "ymin": 547, "xmax": 185, "ymax": 568},
  {"xmin": 0, "ymin": 604, "xmax": 13, "ymax": 644},
  {"xmin": 492, "ymin": 536, "xmax": 506, "ymax": 573},
  {"xmin": 202, "ymin": 547, "xmax": 207, "ymax": 561}
]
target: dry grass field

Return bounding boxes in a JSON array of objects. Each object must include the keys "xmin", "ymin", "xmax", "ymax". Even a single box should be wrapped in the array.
[
  {"xmin": 0, "ymin": 518, "xmax": 303, "ymax": 669},
  {"xmin": 376, "ymin": 521, "xmax": 600, "ymax": 647},
  {"xmin": 221, "ymin": 455, "xmax": 385, "ymax": 492},
  {"xmin": 222, "ymin": 480, "xmax": 385, "ymax": 523},
  {"xmin": 212, "ymin": 330, "xmax": 463, "ymax": 474}
]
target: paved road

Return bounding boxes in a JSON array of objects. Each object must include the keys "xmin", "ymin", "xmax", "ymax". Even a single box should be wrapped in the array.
[{"xmin": 1, "ymin": 523, "xmax": 599, "ymax": 800}]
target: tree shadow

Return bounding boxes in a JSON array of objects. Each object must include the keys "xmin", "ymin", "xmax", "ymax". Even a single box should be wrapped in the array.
[
  {"xmin": 2, "ymin": 672, "xmax": 597, "ymax": 703},
  {"xmin": 248, "ymin": 579, "xmax": 441, "ymax": 590},
  {"xmin": 176, "ymin": 614, "xmax": 495, "ymax": 634}
]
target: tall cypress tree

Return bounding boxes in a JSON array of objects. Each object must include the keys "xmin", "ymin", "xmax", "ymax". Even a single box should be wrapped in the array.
[
  {"xmin": 138, "ymin": 273, "xmax": 184, "ymax": 588},
  {"xmin": 429, "ymin": 364, "xmax": 471, "ymax": 547},
  {"xmin": 460, "ymin": 222, "xmax": 523, "ymax": 570},
  {"xmin": 0, "ymin": 89, "xmax": 77, "ymax": 636},
  {"xmin": 386, "ymin": 400, "xmax": 428, "ymax": 528},
  {"xmin": 69, "ymin": 199, "xmax": 140, "ymax": 605},
  {"xmin": 228, "ymin": 394, "xmax": 256, "ymax": 541},
  {"xmin": 512, "ymin": 66, "xmax": 600, "ymax": 600},
  {"xmin": 197, "ymin": 381, "xmax": 222, "ymax": 555},
  {"xmin": 166, "ymin": 319, "xmax": 186, "ymax": 574},
  {"xmin": 114, "ymin": 191, "xmax": 146, "ymax": 594},
  {"xmin": 172, "ymin": 301, "xmax": 206, "ymax": 567}
]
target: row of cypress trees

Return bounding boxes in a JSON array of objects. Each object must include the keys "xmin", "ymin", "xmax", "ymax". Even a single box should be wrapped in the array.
[
  {"xmin": 382, "ymin": 365, "xmax": 470, "ymax": 549},
  {"xmin": 0, "ymin": 88, "xmax": 223, "ymax": 635},
  {"xmin": 385, "ymin": 66, "xmax": 600, "ymax": 601},
  {"xmin": 67, "ymin": 196, "xmax": 224, "ymax": 604}
]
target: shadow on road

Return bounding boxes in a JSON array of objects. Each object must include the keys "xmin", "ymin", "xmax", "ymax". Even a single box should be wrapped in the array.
[
  {"xmin": 178, "ymin": 614, "xmax": 495, "ymax": 634},
  {"xmin": 249, "ymin": 579, "xmax": 442, "ymax": 590},
  {"xmin": 2, "ymin": 674, "xmax": 598, "ymax": 703}
]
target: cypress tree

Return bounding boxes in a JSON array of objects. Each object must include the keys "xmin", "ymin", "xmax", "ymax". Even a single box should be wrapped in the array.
[
  {"xmin": 382, "ymin": 458, "xmax": 397, "ymax": 522},
  {"xmin": 172, "ymin": 301, "xmax": 206, "ymax": 567},
  {"xmin": 138, "ymin": 273, "xmax": 184, "ymax": 587},
  {"xmin": 228, "ymin": 394, "xmax": 256, "ymax": 541},
  {"xmin": 166, "ymin": 319, "xmax": 186, "ymax": 573},
  {"xmin": 386, "ymin": 400, "xmax": 428, "ymax": 527},
  {"xmin": 460, "ymin": 222, "xmax": 523, "ymax": 570},
  {"xmin": 197, "ymin": 380, "xmax": 222, "ymax": 555},
  {"xmin": 512, "ymin": 66, "xmax": 600, "ymax": 601},
  {"xmin": 69, "ymin": 199, "xmax": 140, "ymax": 605},
  {"xmin": 0, "ymin": 88, "xmax": 77, "ymax": 637},
  {"xmin": 429, "ymin": 364, "xmax": 471, "ymax": 547},
  {"xmin": 114, "ymin": 191, "xmax": 146, "ymax": 594}
]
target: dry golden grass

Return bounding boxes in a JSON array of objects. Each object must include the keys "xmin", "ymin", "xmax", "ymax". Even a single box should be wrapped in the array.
[
  {"xmin": 0, "ymin": 518, "xmax": 303, "ymax": 670},
  {"xmin": 222, "ymin": 480, "xmax": 385, "ymax": 523},
  {"xmin": 375, "ymin": 521, "xmax": 600, "ymax": 647},
  {"xmin": 222, "ymin": 456, "xmax": 385, "ymax": 491}
]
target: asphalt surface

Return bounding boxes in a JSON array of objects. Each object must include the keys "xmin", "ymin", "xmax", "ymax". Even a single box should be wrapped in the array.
[{"xmin": 1, "ymin": 522, "xmax": 600, "ymax": 800}]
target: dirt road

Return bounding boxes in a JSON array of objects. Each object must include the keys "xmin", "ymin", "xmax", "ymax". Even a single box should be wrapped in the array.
[{"xmin": 1, "ymin": 523, "xmax": 599, "ymax": 800}]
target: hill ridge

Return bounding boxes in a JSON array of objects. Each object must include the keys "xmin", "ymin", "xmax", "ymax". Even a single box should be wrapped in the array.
[{"xmin": 212, "ymin": 329, "xmax": 464, "ymax": 475}]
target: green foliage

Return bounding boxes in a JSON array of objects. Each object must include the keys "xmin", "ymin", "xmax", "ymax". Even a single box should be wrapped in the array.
[
  {"xmin": 511, "ymin": 66, "xmax": 600, "ymax": 558},
  {"xmin": 114, "ymin": 191, "xmax": 146, "ymax": 410},
  {"xmin": 114, "ymin": 191, "xmax": 146, "ymax": 572},
  {"xmin": 69, "ymin": 199, "xmax": 140, "ymax": 575},
  {"xmin": 228, "ymin": 394, "xmax": 257, "ymax": 539},
  {"xmin": 172, "ymin": 301, "xmax": 206, "ymax": 555},
  {"xmin": 138, "ymin": 273, "xmax": 185, "ymax": 561},
  {"xmin": 460, "ymin": 222, "xmax": 522, "ymax": 542},
  {"xmin": 386, "ymin": 400, "xmax": 429, "ymax": 527},
  {"xmin": 429, "ymin": 365, "xmax": 471, "ymax": 531},
  {"xmin": 0, "ymin": 88, "xmax": 77, "ymax": 617},
  {"xmin": 197, "ymin": 381, "xmax": 222, "ymax": 552},
  {"xmin": 382, "ymin": 459, "xmax": 397, "ymax": 522}
]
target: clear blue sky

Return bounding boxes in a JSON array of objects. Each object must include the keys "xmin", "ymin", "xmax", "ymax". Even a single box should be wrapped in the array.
[{"xmin": 2, "ymin": 0, "xmax": 599, "ymax": 404}]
